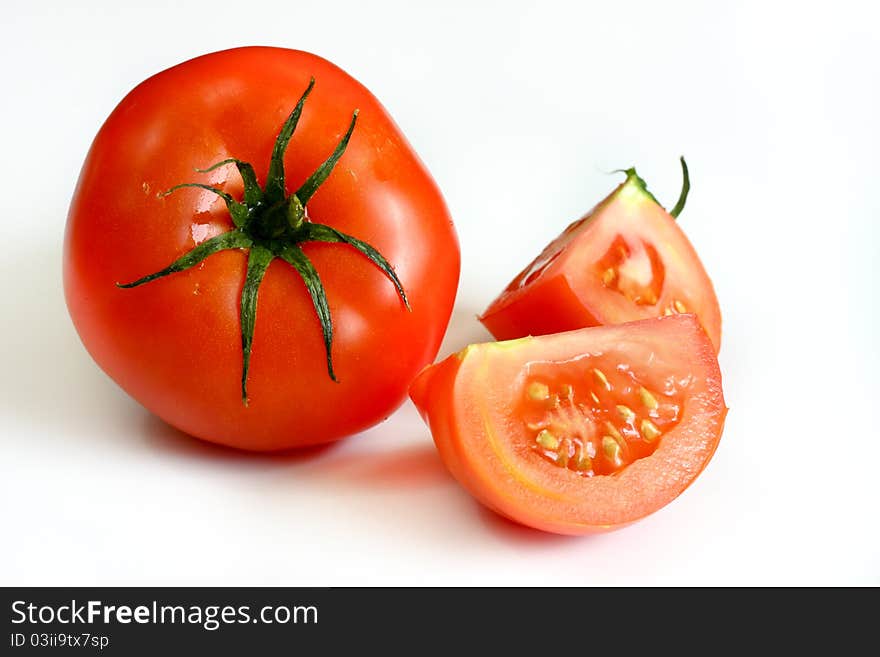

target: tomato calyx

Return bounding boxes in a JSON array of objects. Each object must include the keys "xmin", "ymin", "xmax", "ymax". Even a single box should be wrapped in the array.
[
  {"xmin": 117, "ymin": 77, "xmax": 410, "ymax": 405},
  {"xmin": 616, "ymin": 156, "xmax": 690, "ymax": 218}
]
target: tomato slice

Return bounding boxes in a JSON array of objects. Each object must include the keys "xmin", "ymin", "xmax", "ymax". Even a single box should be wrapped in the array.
[
  {"xmin": 409, "ymin": 315, "xmax": 726, "ymax": 534},
  {"xmin": 479, "ymin": 166, "xmax": 722, "ymax": 352}
]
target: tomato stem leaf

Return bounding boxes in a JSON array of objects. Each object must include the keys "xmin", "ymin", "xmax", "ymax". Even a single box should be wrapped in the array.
[
  {"xmin": 265, "ymin": 78, "xmax": 315, "ymax": 204},
  {"xmin": 278, "ymin": 244, "xmax": 337, "ymax": 382},
  {"xmin": 239, "ymin": 246, "xmax": 275, "ymax": 404},
  {"xmin": 116, "ymin": 230, "xmax": 253, "ymax": 288},
  {"xmin": 669, "ymin": 156, "xmax": 690, "ymax": 219},
  {"xmin": 303, "ymin": 222, "xmax": 410, "ymax": 311},
  {"xmin": 295, "ymin": 110, "xmax": 358, "ymax": 204},
  {"xmin": 196, "ymin": 158, "xmax": 263, "ymax": 207}
]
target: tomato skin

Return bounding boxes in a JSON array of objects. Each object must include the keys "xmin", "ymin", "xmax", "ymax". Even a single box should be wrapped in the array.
[
  {"xmin": 64, "ymin": 47, "xmax": 460, "ymax": 450},
  {"xmin": 410, "ymin": 315, "xmax": 726, "ymax": 535},
  {"xmin": 479, "ymin": 175, "xmax": 722, "ymax": 352}
]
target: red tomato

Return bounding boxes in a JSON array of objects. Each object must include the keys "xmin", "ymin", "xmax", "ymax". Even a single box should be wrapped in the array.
[
  {"xmin": 479, "ymin": 162, "xmax": 722, "ymax": 352},
  {"xmin": 64, "ymin": 47, "xmax": 460, "ymax": 450},
  {"xmin": 410, "ymin": 315, "xmax": 726, "ymax": 534}
]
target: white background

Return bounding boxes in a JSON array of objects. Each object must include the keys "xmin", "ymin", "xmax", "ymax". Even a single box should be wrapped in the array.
[{"xmin": 1, "ymin": 1, "xmax": 877, "ymax": 586}]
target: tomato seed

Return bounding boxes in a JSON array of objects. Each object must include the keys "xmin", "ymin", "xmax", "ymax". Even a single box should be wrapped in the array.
[
  {"xmin": 616, "ymin": 404, "xmax": 636, "ymax": 423},
  {"xmin": 639, "ymin": 386, "xmax": 659, "ymax": 410},
  {"xmin": 527, "ymin": 381, "xmax": 551, "ymax": 402},
  {"xmin": 592, "ymin": 368, "xmax": 611, "ymax": 391},
  {"xmin": 641, "ymin": 419, "xmax": 661, "ymax": 442},
  {"xmin": 602, "ymin": 436, "xmax": 621, "ymax": 462},
  {"xmin": 536, "ymin": 429, "xmax": 559, "ymax": 450}
]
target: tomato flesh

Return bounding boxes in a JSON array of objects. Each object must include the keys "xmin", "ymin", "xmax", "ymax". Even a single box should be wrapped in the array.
[
  {"xmin": 479, "ymin": 174, "xmax": 722, "ymax": 352},
  {"xmin": 410, "ymin": 314, "xmax": 726, "ymax": 534}
]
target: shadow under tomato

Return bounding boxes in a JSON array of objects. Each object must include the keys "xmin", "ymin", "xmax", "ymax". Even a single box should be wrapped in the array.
[
  {"xmin": 139, "ymin": 407, "xmax": 450, "ymax": 489},
  {"xmin": 137, "ymin": 411, "xmax": 590, "ymax": 546},
  {"xmin": 138, "ymin": 411, "xmax": 343, "ymax": 465},
  {"xmin": 475, "ymin": 506, "xmax": 590, "ymax": 545},
  {"xmin": 314, "ymin": 442, "xmax": 451, "ymax": 490}
]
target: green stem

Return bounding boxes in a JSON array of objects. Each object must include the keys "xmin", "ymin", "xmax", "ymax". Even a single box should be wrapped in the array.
[
  {"xmin": 669, "ymin": 156, "xmax": 690, "ymax": 219},
  {"xmin": 287, "ymin": 194, "xmax": 305, "ymax": 232}
]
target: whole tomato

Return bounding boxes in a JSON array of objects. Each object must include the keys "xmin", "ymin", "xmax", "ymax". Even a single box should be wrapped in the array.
[{"xmin": 64, "ymin": 47, "xmax": 460, "ymax": 450}]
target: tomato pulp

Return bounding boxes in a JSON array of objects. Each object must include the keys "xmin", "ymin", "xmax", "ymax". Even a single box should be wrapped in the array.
[
  {"xmin": 479, "ymin": 163, "xmax": 722, "ymax": 352},
  {"xmin": 410, "ymin": 315, "xmax": 726, "ymax": 534},
  {"xmin": 64, "ymin": 47, "xmax": 460, "ymax": 450}
]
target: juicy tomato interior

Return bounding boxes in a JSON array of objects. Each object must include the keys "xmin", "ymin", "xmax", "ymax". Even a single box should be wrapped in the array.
[
  {"xmin": 410, "ymin": 314, "xmax": 726, "ymax": 535},
  {"xmin": 594, "ymin": 234, "xmax": 666, "ymax": 307},
  {"xmin": 479, "ymin": 174, "xmax": 722, "ymax": 352},
  {"xmin": 520, "ymin": 356, "xmax": 685, "ymax": 477}
]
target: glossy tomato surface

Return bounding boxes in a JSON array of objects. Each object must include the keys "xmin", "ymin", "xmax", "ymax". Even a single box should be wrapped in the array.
[
  {"xmin": 64, "ymin": 47, "xmax": 460, "ymax": 450},
  {"xmin": 479, "ymin": 170, "xmax": 722, "ymax": 352},
  {"xmin": 410, "ymin": 315, "xmax": 726, "ymax": 534}
]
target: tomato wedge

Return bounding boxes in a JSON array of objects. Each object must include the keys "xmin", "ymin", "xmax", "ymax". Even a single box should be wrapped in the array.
[
  {"xmin": 409, "ymin": 315, "xmax": 726, "ymax": 534},
  {"xmin": 479, "ymin": 161, "xmax": 722, "ymax": 352}
]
